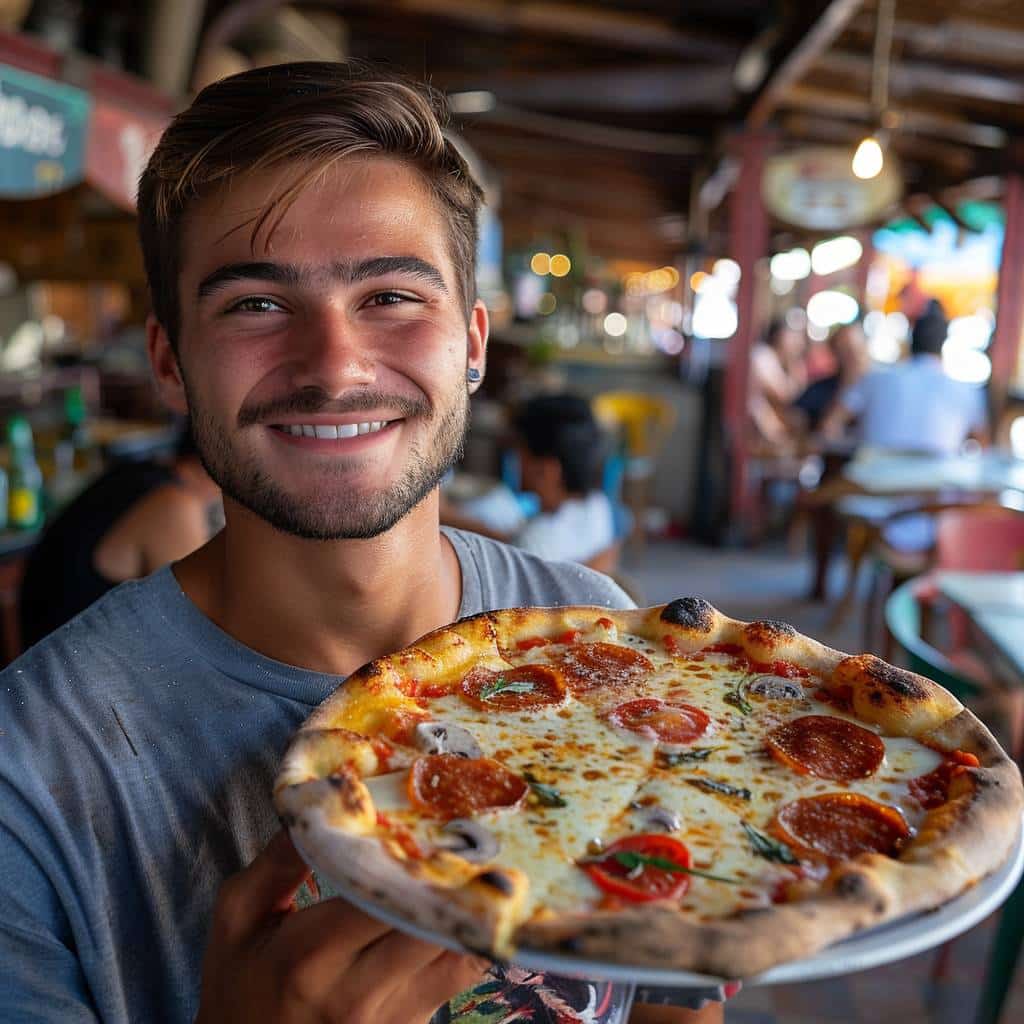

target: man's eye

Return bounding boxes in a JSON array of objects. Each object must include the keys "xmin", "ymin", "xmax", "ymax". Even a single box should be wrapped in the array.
[
  {"xmin": 369, "ymin": 291, "xmax": 413, "ymax": 307},
  {"xmin": 226, "ymin": 297, "xmax": 284, "ymax": 314}
]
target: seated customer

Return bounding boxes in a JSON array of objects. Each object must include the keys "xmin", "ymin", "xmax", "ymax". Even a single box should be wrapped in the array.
[
  {"xmin": 18, "ymin": 427, "xmax": 221, "ymax": 649},
  {"xmin": 823, "ymin": 308, "xmax": 989, "ymax": 451},
  {"xmin": 512, "ymin": 393, "xmax": 617, "ymax": 565}
]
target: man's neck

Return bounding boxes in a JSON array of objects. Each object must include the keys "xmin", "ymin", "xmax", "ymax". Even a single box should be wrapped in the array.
[{"xmin": 173, "ymin": 492, "xmax": 461, "ymax": 676}]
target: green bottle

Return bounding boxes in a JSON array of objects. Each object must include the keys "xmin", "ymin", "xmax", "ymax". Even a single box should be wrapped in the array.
[{"xmin": 7, "ymin": 417, "xmax": 44, "ymax": 530}]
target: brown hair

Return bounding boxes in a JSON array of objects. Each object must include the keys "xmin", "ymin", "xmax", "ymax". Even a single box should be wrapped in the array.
[{"xmin": 137, "ymin": 60, "xmax": 484, "ymax": 346}]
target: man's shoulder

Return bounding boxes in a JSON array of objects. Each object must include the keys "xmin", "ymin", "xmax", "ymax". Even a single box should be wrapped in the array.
[
  {"xmin": 1, "ymin": 570, "xmax": 179, "ymax": 702},
  {"xmin": 444, "ymin": 527, "xmax": 635, "ymax": 612}
]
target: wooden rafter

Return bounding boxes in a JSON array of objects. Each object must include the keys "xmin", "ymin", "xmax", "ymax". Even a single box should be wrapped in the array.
[{"xmin": 746, "ymin": 0, "xmax": 865, "ymax": 128}]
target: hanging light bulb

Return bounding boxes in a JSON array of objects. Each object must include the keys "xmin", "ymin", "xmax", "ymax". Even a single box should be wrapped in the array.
[
  {"xmin": 853, "ymin": 0, "xmax": 895, "ymax": 181},
  {"xmin": 852, "ymin": 135, "xmax": 884, "ymax": 179}
]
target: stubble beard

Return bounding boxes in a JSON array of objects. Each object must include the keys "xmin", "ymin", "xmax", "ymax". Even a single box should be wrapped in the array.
[{"xmin": 185, "ymin": 384, "xmax": 469, "ymax": 541}]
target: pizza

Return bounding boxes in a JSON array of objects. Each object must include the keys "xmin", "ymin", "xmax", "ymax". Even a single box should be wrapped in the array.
[{"xmin": 273, "ymin": 597, "xmax": 1023, "ymax": 978}]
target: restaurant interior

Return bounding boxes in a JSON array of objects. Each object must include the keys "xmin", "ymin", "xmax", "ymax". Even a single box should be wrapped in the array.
[{"xmin": 1, "ymin": 1, "xmax": 1024, "ymax": 1021}]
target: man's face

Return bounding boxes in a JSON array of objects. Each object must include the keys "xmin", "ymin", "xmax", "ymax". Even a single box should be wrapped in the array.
[{"xmin": 158, "ymin": 157, "xmax": 486, "ymax": 540}]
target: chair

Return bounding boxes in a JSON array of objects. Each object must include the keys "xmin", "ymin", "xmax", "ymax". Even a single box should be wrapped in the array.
[
  {"xmin": 592, "ymin": 392, "xmax": 676, "ymax": 548},
  {"xmin": 886, "ymin": 579, "xmax": 1022, "ymax": 1019}
]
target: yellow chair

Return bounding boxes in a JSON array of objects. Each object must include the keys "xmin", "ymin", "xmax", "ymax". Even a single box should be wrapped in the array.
[{"xmin": 592, "ymin": 391, "xmax": 676, "ymax": 547}]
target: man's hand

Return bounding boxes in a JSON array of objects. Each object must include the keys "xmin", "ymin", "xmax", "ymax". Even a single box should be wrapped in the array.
[{"xmin": 195, "ymin": 830, "xmax": 489, "ymax": 1024}]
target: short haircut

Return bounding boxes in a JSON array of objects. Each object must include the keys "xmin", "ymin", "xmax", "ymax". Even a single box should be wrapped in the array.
[
  {"xmin": 514, "ymin": 394, "xmax": 607, "ymax": 496},
  {"xmin": 137, "ymin": 60, "xmax": 485, "ymax": 347},
  {"xmin": 910, "ymin": 305, "xmax": 948, "ymax": 356}
]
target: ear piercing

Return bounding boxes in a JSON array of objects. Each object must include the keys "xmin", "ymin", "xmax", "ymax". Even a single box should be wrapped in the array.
[{"xmin": 466, "ymin": 368, "xmax": 482, "ymax": 384}]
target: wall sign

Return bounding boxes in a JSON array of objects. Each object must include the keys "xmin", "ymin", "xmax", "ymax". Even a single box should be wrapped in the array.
[
  {"xmin": 0, "ymin": 63, "xmax": 90, "ymax": 198},
  {"xmin": 764, "ymin": 145, "xmax": 903, "ymax": 231}
]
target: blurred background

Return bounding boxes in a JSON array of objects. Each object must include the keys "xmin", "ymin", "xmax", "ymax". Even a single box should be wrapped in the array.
[{"xmin": 1, "ymin": 2, "xmax": 1023, "ymax": 1021}]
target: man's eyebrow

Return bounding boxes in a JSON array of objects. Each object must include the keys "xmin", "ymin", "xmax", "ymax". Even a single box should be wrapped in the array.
[
  {"xmin": 196, "ymin": 256, "xmax": 449, "ymax": 299},
  {"xmin": 197, "ymin": 262, "xmax": 302, "ymax": 299},
  {"xmin": 342, "ymin": 256, "xmax": 448, "ymax": 293}
]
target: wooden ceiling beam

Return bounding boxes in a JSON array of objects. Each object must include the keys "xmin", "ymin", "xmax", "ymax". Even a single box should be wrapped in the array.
[
  {"xmin": 460, "ymin": 104, "xmax": 704, "ymax": 156},
  {"xmin": 826, "ymin": 50, "xmax": 1024, "ymax": 106},
  {"xmin": 386, "ymin": 1, "xmax": 740, "ymax": 59},
  {"xmin": 438, "ymin": 65, "xmax": 735, "ymax": 114},
  {"xmin": 746, "ymin": 0, "xmax": 865, "ymax": 128},
  {"xmin": 782, "ymin": 85, "xmax": 1007, "ymax": 148}
]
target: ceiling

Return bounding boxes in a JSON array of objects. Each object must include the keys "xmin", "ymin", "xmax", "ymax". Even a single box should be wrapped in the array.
[{"xmin": 19, "ymin": 1, "xmax": 1024, "ymax": 262}]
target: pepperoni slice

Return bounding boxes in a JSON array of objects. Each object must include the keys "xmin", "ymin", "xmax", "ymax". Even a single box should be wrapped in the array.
[
  {"xmin": 766, "ymin": 715, "xmax": 885, "ymax": 780},
  {"xmin": 581, "ymin": 834, "xmax": 692, "ymax": 902},
  {"xmin": 604, "ymin": 698, "xmax": 710, "ymax": 745},
  {"xmin": 460, "ymin": 665, "xmax": 567, "ymax": 711},
  {"xmin": 772, "ymin": 793, "xmax": 911, "ymax": 863},
  {"xmin": 407, "ymin": 755, "xmax": 527, "ymax": 820},
  {"xmin": 908, "ymin": 754, "xmax": 976, "ymax": 810},
  {"xmin": 553, "ymin": 642, "xmax": 654, "ymax": 695}
]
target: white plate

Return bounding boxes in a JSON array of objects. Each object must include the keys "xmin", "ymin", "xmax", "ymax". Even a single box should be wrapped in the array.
[{"xmin": 295, "ymin": 815, "xmax": 1023, "ymax": 988}]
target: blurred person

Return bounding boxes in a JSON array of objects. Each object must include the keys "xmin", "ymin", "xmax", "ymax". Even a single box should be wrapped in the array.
[
  {"xmin": 0, "ymin": 61, "xmax": 724, "ymax": 1024},
  {"xmin": 792, "ymin": 322, "xmax": 869, "ymax": 435},
  {"xmin": 822, "ymin": 308, "xmax": 988, "ymax": 452},
  {"xmin": 440, "ymin": 394, "xmax": 618, "ymax": 568},
  {"xmin": 18, "ymin": 426, "xmax": 221, "ymax": 649},
  {"xmin": 513, "ymin": 393, "xmax": 617, "ymax": 565},
  {"xmin": 749, "ymin": 317, "xmax": 808, "ymax": 448}
]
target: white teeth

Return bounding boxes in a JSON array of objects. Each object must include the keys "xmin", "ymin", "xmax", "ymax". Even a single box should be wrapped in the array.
[{"xmin": 286, "ymin": 421, "xmax": 390, "ymax": 438}]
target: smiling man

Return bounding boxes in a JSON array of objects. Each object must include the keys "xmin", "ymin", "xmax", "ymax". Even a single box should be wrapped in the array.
[{"xmin": 0, "ymin": 62, "xmax": 726, "ymax": 1024}]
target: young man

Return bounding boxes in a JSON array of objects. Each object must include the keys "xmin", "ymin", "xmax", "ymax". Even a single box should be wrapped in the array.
[{"xmin": 0, "ymin": 62, "xmax": 726, "ymax": 1024}]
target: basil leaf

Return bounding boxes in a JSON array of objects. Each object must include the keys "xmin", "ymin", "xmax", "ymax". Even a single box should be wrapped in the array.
[
  {"xmin": 523, "ymin": 771, "xmax": 567, "ymax": 808},
  {"xmin": 610, "ymin": 851, "xmax": 740, "ymax": 885},
  {"xmin": 479, "ymin": 677, "xmax": 535, "ymax": 701},
  {"xmin": 660, "ymin": 747, "xmax": 722, "ymax": 766},
  {"xmin": 687, "ymin": 777, "xmax": 752, "ymax": 801},
  {"xmin": 742, "ymin": 821, "xmax": 798, "ymax": 864},
  {"xmin": 724, "ymin": 678, "xmax": 753, "ymax": 716}
]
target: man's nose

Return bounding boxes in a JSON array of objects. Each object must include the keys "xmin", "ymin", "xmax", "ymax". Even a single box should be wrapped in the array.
[{"xmin": 289, "ymin": 306, "xmax": 376, "ymax": 392}]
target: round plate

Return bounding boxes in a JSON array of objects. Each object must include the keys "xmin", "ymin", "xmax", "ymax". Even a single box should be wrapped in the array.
[{"xmin": 294, "ymin": 816, "xmax": 1023, "ymax": 988}]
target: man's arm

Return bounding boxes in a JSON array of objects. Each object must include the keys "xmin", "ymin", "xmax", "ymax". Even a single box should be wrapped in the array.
[{"xmin": 0, "ymin": 820, "xmax": 99, "ymax": 1022}]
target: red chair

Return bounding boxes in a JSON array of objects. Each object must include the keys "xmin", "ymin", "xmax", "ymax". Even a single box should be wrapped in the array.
[{"xmin": 932, "ymin": 507, "xmax": 1024, "ymax": 652}]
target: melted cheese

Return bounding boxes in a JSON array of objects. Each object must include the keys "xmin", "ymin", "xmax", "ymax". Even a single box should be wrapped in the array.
[{"xmin": 366, "ymin": 629, "xmax": 944, "ymax": 921}]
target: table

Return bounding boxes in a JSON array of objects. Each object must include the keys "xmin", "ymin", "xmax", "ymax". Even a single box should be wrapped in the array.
[
  {"xmin": 843, "ymin": 450, "xmax": 1024, "ymax": 497},
  {"xmin": 937, "ymin": 572, "xmax": 1024, "ymax": 690}
]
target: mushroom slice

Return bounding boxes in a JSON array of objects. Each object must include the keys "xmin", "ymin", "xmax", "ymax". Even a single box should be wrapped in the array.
[
  {"xmin": 436, "ymin": 818, "xmax": 500, "ymax": 863},
  {"xmin": 414, "ymin": 722, "xmax": 483, "ymax": 759},
  {"xmin": 748, "ymin": 675, "xmax": 805, "ymax": 701},
  {"xmin": 638, "ymin": 805, "xmax": 681, "ymax": 833}
]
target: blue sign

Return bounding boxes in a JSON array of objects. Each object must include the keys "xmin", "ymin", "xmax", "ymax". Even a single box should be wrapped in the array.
[{"xmin": 0, "ymin": 64, "xmax": 90, "ymax": 198}]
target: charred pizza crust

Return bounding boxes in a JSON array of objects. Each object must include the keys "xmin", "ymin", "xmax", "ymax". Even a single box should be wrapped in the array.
[{"xmin": 274, "ymin": 597, "xmax": 1023, "ymax": 978}]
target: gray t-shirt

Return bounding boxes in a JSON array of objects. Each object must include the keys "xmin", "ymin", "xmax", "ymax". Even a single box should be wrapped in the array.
[{"xmin": 0, "ymin": 529, "xmax": 640, "ymax": 1023}]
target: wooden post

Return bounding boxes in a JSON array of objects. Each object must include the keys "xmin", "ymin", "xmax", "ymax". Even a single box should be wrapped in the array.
[
  {"xmin": 723, "ymin": 132, "xmax": 771, "ymax": 539},
  {"xmin": 991, "ymin": 165, "xmax": 1024, "ymax": 417}
]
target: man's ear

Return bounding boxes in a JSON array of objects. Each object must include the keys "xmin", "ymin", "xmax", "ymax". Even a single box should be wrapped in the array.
[
  {"xmin": 147, "ymin": 315, "xmax": 189, "ymax": 415},
  {"xmin": 466, "ymin": 299, "xmax": 489, "ymax": 387}
]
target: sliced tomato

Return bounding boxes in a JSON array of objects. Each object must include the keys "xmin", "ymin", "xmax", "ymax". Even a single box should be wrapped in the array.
[
  {"xmin": 604, "ymin": 698, "xmax": 710, "ymax": 745},
  {"xmin": 581, "ymin": 834, "xmax": 692, "ymax": 903},
  {"xmin": 460, "ymin": 664, "xmax": 567, "ymax": 711},
  {"xmin": 407, "ymin": 755, "xmax": 527, "ymax": 820}
]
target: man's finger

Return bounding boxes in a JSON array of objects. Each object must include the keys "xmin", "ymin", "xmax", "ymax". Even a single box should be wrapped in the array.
[{"xmin": 216, "ymin": 830, "xmax": 313, "ymax": 938}]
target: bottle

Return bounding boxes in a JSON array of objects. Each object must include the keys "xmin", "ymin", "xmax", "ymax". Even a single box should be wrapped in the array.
[{"xmin": 7, "ymin": 417, "xmax": 44, "ymax": 530}]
